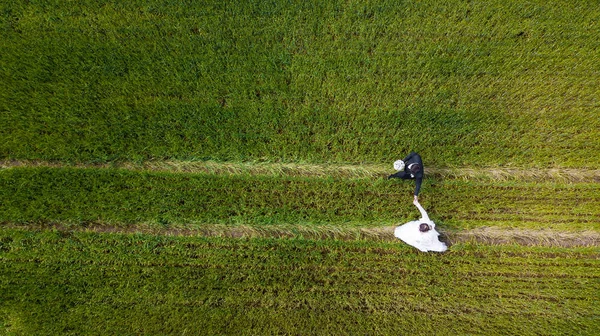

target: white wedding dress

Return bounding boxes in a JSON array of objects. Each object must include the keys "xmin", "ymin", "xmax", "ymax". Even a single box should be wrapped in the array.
[{"xmin": 394, "ymin": 201, "xmax": 447, "ymax": 252}]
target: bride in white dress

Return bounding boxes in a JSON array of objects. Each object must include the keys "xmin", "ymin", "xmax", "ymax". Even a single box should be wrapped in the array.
[{"xmin": 394, "ymin": 199, "xmax": 447, "ymax": 252}]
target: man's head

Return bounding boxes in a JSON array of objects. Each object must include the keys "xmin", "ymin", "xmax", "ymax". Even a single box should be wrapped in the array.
[
  {"xmin": 419, "ymin": 223, "xmax": 431, "ymax": 232},
  {"xmin": 409, "ymin": 163, "xmax": 421, "ymax": 174}
]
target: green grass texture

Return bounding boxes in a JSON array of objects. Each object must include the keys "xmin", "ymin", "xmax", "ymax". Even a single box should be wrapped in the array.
[
  {"xmin": 2, "ymin": 167, "xmax": 598, "ymax": 231},
  {"xmin": 2, "ymin": 0, "xmax": 599, "ymax": 166},
  {"xmin": 1, "ymin": 229, "xmax": 598, "ymax": 335},
  {"xmin": 0, "ymin": 229, "xmax": 600, "ymax": 335}
]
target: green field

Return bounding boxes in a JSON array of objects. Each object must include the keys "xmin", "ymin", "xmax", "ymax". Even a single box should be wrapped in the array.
[
  {"xmin": 2, "ymin": 0, "xmax": 600, "ymax": 334},
  {"xmin": 1, "ymin": 166, "xmax": 599, "ymax": 233},
  {"xmin": 2, "ymin": 0, "xmax": 599, "ymax": 166},
  {"xmin": 2, "ymin": 229, "xmax": 599, "ymax": 335}
]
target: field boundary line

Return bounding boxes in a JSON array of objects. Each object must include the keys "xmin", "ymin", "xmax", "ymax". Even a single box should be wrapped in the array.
[
  {"xmin": 3, "ymin": 223, "xmax": 599, "ymax": 248},
  {"xmin": 2, "ymin": 160, "xmax": 600, "ymax": 182}
]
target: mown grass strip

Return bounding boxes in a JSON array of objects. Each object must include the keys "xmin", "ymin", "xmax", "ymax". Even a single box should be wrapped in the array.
[
  {"xmin": 3, "ymin": 160, "xmax": 600, "ymax": 182},
  {"xmin": 4, "ymin": 222, "xmax": 600, "ymax": 248},
  {"xmin": 1, "ymin": 167, "xmax": 599, "ymax": 233},
  {"xmin": 1, "ymin": 228, "xmax": 598, "ymax": 335}
]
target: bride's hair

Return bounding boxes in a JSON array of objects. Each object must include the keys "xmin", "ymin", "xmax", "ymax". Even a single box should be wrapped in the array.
[{"xmin": 419, "ymin": 223, "xmax": 431, "ymax": 232}]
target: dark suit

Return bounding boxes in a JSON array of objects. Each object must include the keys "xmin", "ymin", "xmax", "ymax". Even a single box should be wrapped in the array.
[{"xmin": 388, "ymin": 152, "xmax": 424, "ymax": 196}]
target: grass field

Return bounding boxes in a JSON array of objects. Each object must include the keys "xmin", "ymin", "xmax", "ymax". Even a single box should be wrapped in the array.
[
  {"xmin": 2, "ymin": 0, "xmax": 600, "ymax": 334},
  {"xmin": 1, "ymin": 166, "xmax": 599, "ymax": 232},
  {"xmin": 1, "ymin": 164, "xmax": 599, "ymax": 334},
  {"xmin": 2, "ymin": 0, "xmax": 599, "ymax": 166},
  {"xmin": 2, "ymin": 229, "xmax": 599, "ymax": 335}
]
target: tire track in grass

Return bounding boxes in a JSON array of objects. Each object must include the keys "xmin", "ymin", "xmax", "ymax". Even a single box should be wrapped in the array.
[
  {"xmin": 3, "ymin": 159, "xmax": 600, "ymax": 182},
  {"xmin": 3, "ymin": 222, "xmax": 600, "ymax": 247}
]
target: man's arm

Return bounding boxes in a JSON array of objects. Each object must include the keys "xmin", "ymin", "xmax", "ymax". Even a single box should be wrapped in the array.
[
  {"xmin": 403, "ymin": 152, "xmax": 416, "ymax": 162},
  {"xmin": 388, "ymin": 171, "xmax": 412, "ymax": 179},
  {"xmin": 414, "ymin": 177, "xmax": 422, "ymax": 196}
]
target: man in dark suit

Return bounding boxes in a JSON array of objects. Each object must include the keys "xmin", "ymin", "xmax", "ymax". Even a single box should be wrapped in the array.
[{"xmin": 387, "ymin": 152, "xmax": 424, "ymax": 202}]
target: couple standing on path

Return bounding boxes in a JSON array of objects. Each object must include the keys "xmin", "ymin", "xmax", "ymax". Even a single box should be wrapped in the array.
[{"xmin": 388, "ymin": 152, "xmax": 447, "ymax": 252}]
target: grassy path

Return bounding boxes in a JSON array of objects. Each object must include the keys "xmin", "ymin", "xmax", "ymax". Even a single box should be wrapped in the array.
[
  {"xmin": 3, "ymin": 160, "xmax": 600, "ymax": 182},
  {"xmin": 4, "ymin": 223, "xmax": 599, "ymax": 248}
]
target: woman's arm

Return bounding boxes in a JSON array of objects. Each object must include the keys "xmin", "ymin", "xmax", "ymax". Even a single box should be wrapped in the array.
[{"xmin": 413, "ymin": 199, "xmax": 430, "ymax": 221}]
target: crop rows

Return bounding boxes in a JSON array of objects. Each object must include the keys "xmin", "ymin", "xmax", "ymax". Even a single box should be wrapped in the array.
[
  {"xmin": 2, "ymin": 0, "xmax": 599, "ymax": 334},
  {"xmin": 1, "ymin": 167, "xmax": 598, "ymax": 234},
  {"xmin": 1, "ymin": 228, "xmax": 598, "ymax": 334},
  {"xmin": 2, "ymin": 0, "xmax": 599, "ymax": 166}
]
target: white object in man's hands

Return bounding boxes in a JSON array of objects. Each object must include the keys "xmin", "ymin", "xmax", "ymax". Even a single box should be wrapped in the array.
[{"xmin": 393, "ymin": 160, "xmax": 405, "ymax": 171}]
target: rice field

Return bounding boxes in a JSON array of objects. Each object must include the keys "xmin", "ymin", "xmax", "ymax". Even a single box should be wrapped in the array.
[
  {"xmin": 1, "ymin": 0, "xmax": 599, "ymax": 166},
  {"xmin": 1, "ymin": 166, "xmax": 599, "ymax": 232},
  {"xmin": 1, "ymin": 163, "xmax": 599, "ymax": 333},
  {"xmin": 1, "ymin": 229, "xmax": 599, "ymax": 335},
  {"xmin": 2, "ymin": 0, "xmax": 600, "ymax": 334}
]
